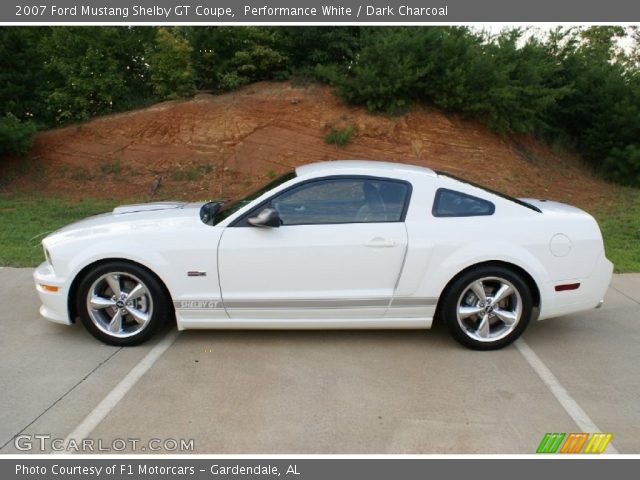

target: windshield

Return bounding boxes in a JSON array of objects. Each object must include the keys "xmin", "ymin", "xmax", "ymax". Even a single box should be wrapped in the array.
[
  {"xmin": 435, "ymin": 171, "xmax": 542, "ymax": 213},
  {"xmin": 213, "ymin": 171, "xmax": 297, "ymax": 224}
]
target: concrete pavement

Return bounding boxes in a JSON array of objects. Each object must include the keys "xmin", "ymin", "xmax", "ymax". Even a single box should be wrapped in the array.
[{"xmin": 1, "ymin": 267, "xmax": 638, "ymax": 454}]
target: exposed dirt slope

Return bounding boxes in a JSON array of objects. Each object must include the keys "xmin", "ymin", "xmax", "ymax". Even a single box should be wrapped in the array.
[{"xmin": 4, "ymin": 82, "xmax": 615, "ymax": 209}]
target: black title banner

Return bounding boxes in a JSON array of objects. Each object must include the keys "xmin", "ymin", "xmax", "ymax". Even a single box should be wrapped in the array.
[{"xmin": 3, "ymin": 0, "xmax": 640, "ymax": 23}]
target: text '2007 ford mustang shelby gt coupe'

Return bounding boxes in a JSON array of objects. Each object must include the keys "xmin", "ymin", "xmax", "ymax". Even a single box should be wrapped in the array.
[{"xmin": 34, "ymin": 161, "xmax": 613, "ymax": 350}]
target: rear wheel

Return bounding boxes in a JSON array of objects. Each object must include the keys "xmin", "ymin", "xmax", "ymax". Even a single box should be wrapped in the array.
[
  {"xmin": 442, "ymin": 266, "xmax": 532, "ymax": 350},
  {"xmin": 76, "ymin": 261, "xmax": 170, "ymax": 346}
]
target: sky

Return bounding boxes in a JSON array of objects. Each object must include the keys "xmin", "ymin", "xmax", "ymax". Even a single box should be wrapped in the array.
[{"xmin": 475, "ymin": 23, "xmax": 636, "ymax": 52}]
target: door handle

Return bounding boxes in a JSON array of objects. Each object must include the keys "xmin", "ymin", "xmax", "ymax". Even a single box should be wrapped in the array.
[{"xmin": 365, "ymin": 237, "xmax": 398, "ymax": 248}]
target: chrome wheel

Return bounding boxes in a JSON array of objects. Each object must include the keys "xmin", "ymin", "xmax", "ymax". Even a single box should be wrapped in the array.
[
  {"xmin": 86, "ymin": 272, "xmax": 153, "ymax": 339},
  {"xmin": 456, "ymin": 276, "xmax": 522, "ymax": 343}
]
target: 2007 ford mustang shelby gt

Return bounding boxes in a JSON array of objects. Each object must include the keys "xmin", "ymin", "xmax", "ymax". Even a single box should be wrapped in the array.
[{"xmin": 34, "ymin": 161, "xmax": 613, "ymax": 350}]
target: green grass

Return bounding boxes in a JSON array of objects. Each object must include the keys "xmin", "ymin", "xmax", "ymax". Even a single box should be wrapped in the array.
[
  {"xmin": 0, "ymin": 190, "xmax": 639, "ymax": 272},
  {"xmin": 594, "ymin": 188, "xmax": 640, "ymax": 273},
  {"xmin": 0, "ymin": 194, "xmax": 122, "ymax": 267}
]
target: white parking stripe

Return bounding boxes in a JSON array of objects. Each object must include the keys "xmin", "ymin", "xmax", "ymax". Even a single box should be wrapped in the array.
[
  {"xmin": 611, "ymin": 285, "xmax": 640, "ymax": 306},
  {"xmin": 515, "ymin": 339, "xmax": 618, "ymax": 454},
  {"xmin": 59, "ymin": 330, "xmax": 180, "ymax": 453}
]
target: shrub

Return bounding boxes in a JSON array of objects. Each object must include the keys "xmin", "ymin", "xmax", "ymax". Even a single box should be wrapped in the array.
[
  {"xmin": 324, "ymin": 125, "xmax": 355, "ymax": 146},
  {"xmin": 602, "ymin": 145, "xmax": 640, "ymax": 187},
  {"xmin": 335, "ymin": 28, "xmax": 431, "ymax": 114},
  {"xmin": 0, "ymin": 114, "xmax": 36, "ymax": 157}
]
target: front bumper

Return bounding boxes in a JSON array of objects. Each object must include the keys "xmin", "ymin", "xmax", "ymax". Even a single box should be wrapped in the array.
[{"xmin": 33, "ymin": 262, "xmax": 72, "ymax": 325}]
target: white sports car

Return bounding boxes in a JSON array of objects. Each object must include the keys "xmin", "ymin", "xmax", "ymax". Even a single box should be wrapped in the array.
[{"xmin": 34, "ymin": 161, "xmax": 613, "ymax": 350}]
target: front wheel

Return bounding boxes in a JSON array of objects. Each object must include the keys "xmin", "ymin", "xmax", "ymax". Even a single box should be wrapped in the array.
[
  {"xmin": 441, "ymin": 266, "xmax": 533, "ymax": 350},
  {"xmin": 75, "ymin": 261, "xmax": 170, "ymax": 346}
]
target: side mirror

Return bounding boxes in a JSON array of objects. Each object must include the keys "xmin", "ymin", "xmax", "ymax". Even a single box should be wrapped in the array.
[
  {"xmin": 247, "ymin": 207, "xmax": 282, "ymax": 228},
  {"xmin": 199, "ymin": 200, "xmax": 222, "ymax": 226}
]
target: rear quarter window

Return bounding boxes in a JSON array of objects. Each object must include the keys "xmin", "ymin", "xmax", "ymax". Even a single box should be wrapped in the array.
[{"xmin": 432, "ymin": 188, "xmax": 495, "ymax": 217}]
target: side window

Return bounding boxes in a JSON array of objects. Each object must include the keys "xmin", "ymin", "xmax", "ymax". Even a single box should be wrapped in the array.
[
  {"xmin": 270, "ymin": 178, "xmax": 409, "ymax": 225},
  {"xmin": 432, "ymin": 188, "xmax": 495, "ymax": 217}
]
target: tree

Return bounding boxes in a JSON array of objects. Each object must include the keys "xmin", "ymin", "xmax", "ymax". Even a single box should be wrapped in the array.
[
  {"xmin": 183, "ymin": 26, "xmax": 218, "ymax": 90},
  {"xmin": 217, "ymin": 28, "xmax": 289, "ymax": 90},
  {"xmin": 335, "ymin": 28, "xmax": 437, "ymax": 113},
  {"xmin": 279, "ymin": 27, "xmax": 360, "ymax": 68},
  {"xmin": 446, "ymin": 29, "xmax": 570, "ymax": 133},
  {"xmin": 146, "ymin": 28, "xmax": 195, "ymax": 99},
  {"xmin": 0, "ymin": 28, "xmax": 45, "ymax": 157},
  {"xmin": 545, "ymin": 27, "xmax": 640, "ymax": 174},
  {"xmin": 41, "ymin": 27, "xmax": 152, "ymax": 123},
  {"xmin": 0, "ymin": 113, "xmax": 36, "ymax": 157},
  {"xmin": 0, "ymin": 28, "xmax": 47, "ymax": 123},
  {"xmin": 184, "ymin": 27, "xmax": 290, "ymax": 91}
]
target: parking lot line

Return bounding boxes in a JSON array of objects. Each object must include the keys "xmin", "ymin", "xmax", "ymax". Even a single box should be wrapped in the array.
[
  {"xmin": 0, "ymin": 347, "xmax": 122, "ymax": 451},
  {"xmin": 515, "ymin": 339, "xmax": 618, "ymax": 454},
  {"xmin": 610, "ymin": 285, "xmax": 640, "ymax": 306},
  {"xmin": 58, "ymin": 330, "xmax": 180, "ymax": 453}
]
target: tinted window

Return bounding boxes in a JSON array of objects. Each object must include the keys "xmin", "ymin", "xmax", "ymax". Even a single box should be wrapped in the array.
[
  {"xmin": 432, "ymin": 188, "xmax": 495, "ymax": 217},
  {"xmin": 270, "ymin": 178, "xmax": 409, "ymax": 225},
  {"xmin": 436, "ymin": 172, "xmax": 541, "ymax": 213}
]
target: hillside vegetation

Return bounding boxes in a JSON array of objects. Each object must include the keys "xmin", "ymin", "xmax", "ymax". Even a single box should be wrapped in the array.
[
  {"xmin": 0, "ymin": 82, "xmax": 616, "ymax": 207},
  {"xmin": 1, "ymin": 26, "xmax": 640, "ymax": 186},
  {"xmin": 0, "ymin": 27, "xmax": 639, "ymax": 271}
]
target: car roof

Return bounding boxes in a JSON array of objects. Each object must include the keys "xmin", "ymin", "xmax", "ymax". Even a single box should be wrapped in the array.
[{"xmin": 295, "ymin": 160, "xmax": 437, "ymax": 178}]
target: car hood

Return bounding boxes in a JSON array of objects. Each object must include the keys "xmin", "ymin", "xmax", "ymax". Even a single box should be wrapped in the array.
[
  {"xmin": 111, "ymin": 201, "xmax": 189, "ymax": 214},
  {"xmin": 43, "ymin": 201, "xmax": 207, "ymax": 247}
]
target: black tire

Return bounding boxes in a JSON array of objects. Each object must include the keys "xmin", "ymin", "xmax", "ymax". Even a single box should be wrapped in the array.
[
  {"xmin": 441, "ymin": 265, "xmax": 533, "ymax": 350},
  {"xmin": 75, "ymin": 261, "xmax": 170, "ymax": 346}
]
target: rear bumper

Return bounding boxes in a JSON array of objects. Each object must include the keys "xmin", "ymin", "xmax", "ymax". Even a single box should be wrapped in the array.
[
  {"xmin": 538, "ymin": 254, "xmax": 613, "ymax": 320},
  {"xmin": 33, "ymin": 262, "xmax": 72, "ymax": 325}
]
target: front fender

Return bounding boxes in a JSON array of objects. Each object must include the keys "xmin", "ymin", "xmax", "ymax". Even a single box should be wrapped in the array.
[{"xmin": 58, "ymin": 239, "xmax": 176, "ymax": 299}]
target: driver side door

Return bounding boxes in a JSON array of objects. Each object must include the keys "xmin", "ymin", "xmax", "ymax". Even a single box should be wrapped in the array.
[{"xmin": 217, "ymin": 176, "xmax": 411, "ymax": 321}]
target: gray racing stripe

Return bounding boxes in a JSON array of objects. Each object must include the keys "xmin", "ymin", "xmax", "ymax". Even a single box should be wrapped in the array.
[{"xmin": 175, "ymin": 297, "xmax": 438, "ymax": 310}]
